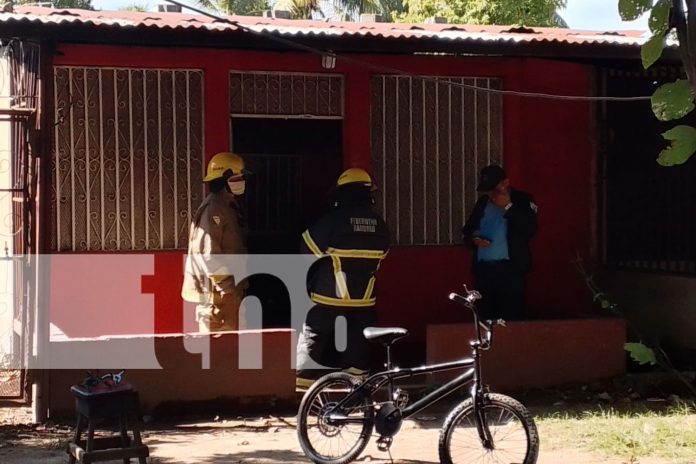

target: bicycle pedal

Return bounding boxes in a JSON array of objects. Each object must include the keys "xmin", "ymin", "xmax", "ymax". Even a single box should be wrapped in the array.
[{"xmin": 376, "ymin": 436, "xmax": 393, "ymax": 452}]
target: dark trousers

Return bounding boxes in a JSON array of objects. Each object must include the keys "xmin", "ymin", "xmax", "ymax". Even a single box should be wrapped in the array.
[
  {"xmin": 296, "ymin": 305, "xmax": 376, "ymax": 382},
  {"xmin": 474, "ymin": 260, "xmax": 526, "ymax": 321}
]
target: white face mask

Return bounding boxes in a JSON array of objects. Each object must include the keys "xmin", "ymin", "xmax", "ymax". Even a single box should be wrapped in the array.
[{"xmin": 228, "ymin": 179, "xmax": 246, "ymax": 196}]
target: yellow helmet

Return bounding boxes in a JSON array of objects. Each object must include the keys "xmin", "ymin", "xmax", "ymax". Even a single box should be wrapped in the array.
[
  {"xmin": 336, "ymin": 168, "xmax": 374, "ymax": 189},
  {"xmin": 203, "ymin": 152, "xmax": 245, "ymax": 182}
]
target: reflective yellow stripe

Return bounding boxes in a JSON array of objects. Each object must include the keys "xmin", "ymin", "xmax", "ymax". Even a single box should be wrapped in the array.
[
  {"xmin": 296, "ymin": 378, "xmax": 316, "ymax": 392},
  {"xmin": 326, "ymin": 247, "xmax": 387, "ymax": 259},
  {"xmin": 311, "ymin": 293, "xmax": 376, "ymax": 307},
  {"xmin": 296, "ymin": 377, "xmax": 316, "ymax": 389},
  {"xmin": 363, "ymin": 276, "xmax": 376, "ymax": 300},
  {"xmin": 302, "ymin": 230, "xmax": 323, "ymax": 257},
  {"xmin": 331, "ymin": 255, "xmax": 351, "ymax": 299},
  {"xmin": 344, "ymin": 367, "xmax": 368, "ymax": 377},
  {"xmin": 209, "ymin": 268, "xmax": 233, "ymax": 284}
]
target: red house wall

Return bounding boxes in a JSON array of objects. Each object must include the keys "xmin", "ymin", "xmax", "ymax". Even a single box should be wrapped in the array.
[
  {"xmin": 50, "ymin": 45, "xmax": 595, "ymax": 343},
  {"xmin": 342, "ymin": 57, "xmax": 595, "ymax": 346}
]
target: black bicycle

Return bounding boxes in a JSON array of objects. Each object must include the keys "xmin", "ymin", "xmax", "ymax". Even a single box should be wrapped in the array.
[{"xmin": 297, "ymin": 286, "xmax": 539, "ymax": 464}]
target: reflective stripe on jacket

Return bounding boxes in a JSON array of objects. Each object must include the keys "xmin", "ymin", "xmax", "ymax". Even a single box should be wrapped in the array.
[{"xmin": 302, "ymin": 204, "xmax": 390, "ymax": 308}]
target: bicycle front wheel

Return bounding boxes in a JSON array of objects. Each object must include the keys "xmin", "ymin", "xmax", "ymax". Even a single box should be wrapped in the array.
[
  {"xmin": 439, "ymin": 393, "xmax": 539, "ymax": 464},
  {"xmin": 297, "ymin": 372, "xmax": 374, "ymax": 464}
]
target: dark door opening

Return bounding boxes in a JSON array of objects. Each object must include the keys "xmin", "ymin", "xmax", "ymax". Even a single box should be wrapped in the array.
[{"xmin": 232, "ymin": 117, "xmax": 343, "ymax": 327}]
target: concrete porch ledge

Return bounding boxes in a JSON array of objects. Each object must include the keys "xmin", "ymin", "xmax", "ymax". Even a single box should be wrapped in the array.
[
  {"xmin": 427, "ymin": 318, "xmax": 626, "ymax": 390},
  {"xmin": 46, "ymin": 329, "xmax": 296, "ymax": 419}
]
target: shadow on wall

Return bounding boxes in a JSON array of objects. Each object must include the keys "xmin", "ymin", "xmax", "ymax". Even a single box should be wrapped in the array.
[{"xmin": 599, "ymin": 269, "xmax": 696, "ymax": 367}]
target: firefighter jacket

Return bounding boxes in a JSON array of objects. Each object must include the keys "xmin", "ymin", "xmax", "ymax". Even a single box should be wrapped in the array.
[
  {"xmin": 181, "ymin": 191, "xmax": 248, "ymax": 305},
  {"xmin": 302, "ymin": 203, "xmax": 390, "ymax": 308}
]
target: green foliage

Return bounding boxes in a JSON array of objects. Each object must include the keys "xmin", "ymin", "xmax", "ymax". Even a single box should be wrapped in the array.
[
  {"xmin": 623, "ymin": 0, "xmax": 696, "ymax": 166},
  {"xmin": 624, "ymin": 342, "xmax": 658, "ymax": 365},
  {"xmin": 657, "ymin": 125, "xmax": 696, "ymax": 166},
  {"xmin": 640, "ymin": 1, "xmax": 670, "ymax": 70},
  {"xmin": 331, "ymin": 0, "xmax": 403, "ymax": 21},
  {"xmin": 273, "ymin": 0, "xmax": 401, "ymax": 20},
  {"xmin": 651, "ymin": 79, "xmax": 695, "ymax": 121},
  {"xmin": 538, "ymin": 404, "xmax": 696, "ymax": 463},
  {"xmin": 16, "ymin": 0, "xmax": 94, "ymax": 9},
  {"xmin": 396, "ymin": 0, "xmax": 567, "ymax": 27},
  {"xmin": 197, "ymin": 0, "xmax": 269, "ymax": 15},
  {"xmin": 648, "ymin": 0, "xmax": 670, "ymax": 35},
  {"xmin": 618, "ymin": 0, "xmax": 653, "ymax": 21},
  {"xmin": 274, "ymin": 0, "xmax": 322, "ymax": 18},
  {"xmin": 641, "ymin": 33, "xmax": 666, "ymax": 68},
  {"xmin": 120, "ymin": 3, "xmax": 148, "ymax": 11},
  {"xmin": 581, "ymin": 407, "xmax": 696, "ymax": 462}
]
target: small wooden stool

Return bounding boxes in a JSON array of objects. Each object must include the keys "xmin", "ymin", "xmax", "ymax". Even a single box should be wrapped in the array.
[{"xmin": 67, "ymin": 386, "xmax": 149, "ymax": 464}]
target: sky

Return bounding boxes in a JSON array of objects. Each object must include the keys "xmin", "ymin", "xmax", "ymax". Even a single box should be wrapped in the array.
[{"xmin": 90, "ymin": 0, "xmax": 651, "ymax": 32}]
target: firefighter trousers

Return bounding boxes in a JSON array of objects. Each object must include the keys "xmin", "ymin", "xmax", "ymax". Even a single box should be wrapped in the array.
[
  {"xmin": 195, "ymin": 290, "xmax": 243, "ymax": 332},
  {"xmin": 296, "ymin": 304, "xmax": 376, "ymax": 388}
]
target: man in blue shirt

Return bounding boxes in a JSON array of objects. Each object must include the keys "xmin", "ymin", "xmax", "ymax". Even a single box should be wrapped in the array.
[{"xmin": 462, "ymin": 165, "xmax": 538, "ymax": 320}]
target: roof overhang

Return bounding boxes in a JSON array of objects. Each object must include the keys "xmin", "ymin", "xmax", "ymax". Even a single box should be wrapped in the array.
[{"xmin": 0, "ymin": 7, "xmax": 682, "ymax": 63}]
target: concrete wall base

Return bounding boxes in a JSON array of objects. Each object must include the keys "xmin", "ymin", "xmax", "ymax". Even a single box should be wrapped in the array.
[
  {"xmin": 46, "ymin": 330, "xmax": 296, "ymax": 419},
  {"xmin": 427, "ymin": 318, "xmax": 626, "ymax": 390}
]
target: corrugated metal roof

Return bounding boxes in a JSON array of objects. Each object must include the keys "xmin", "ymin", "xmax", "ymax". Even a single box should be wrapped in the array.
[{"xmin": 1, "ymin": 6, "xmax": 662, "ymax": 49}]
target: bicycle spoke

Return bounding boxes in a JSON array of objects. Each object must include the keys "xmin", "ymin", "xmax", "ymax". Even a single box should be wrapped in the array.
[
  {"xmin": 299, "ymin": 376, "xmax": 372, "ymax": 461},
  {"xmin": 446, "ymin": 402, "xmax": 529, "ymax": 464}
]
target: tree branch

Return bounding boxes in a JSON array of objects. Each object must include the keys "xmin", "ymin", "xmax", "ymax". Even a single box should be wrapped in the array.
[
  {"xmin": 685, "ymin": 0, "xmax": 696, "ymax": 77},
  {"xmin": 673, "ymin": 0, "xmax": 696, "ymax": 91}
]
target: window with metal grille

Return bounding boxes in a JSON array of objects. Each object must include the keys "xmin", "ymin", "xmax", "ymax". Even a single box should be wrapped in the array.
[
  {"xmin": 52, "ymin": 67, "xmax": 205, "ymax": 251},
  {"xmin": 230, "ymin": 71, "xmax": 343, "ymax": 118},
  {"xmin": 371, "ymin": 76, "xmax": 503, "ymax": 246},
  {"xmin": 601, "ymin": 65, "xmax": 696, "ymax": 274}
]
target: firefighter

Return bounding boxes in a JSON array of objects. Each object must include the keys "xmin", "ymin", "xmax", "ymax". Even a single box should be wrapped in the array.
[
  {"xmin": 296, "ymin": 168, "xmax": 390, "ymax": 390},
  {"xmin": 181, "ymin": 152, "xmax": 250, "ymax": 332}
]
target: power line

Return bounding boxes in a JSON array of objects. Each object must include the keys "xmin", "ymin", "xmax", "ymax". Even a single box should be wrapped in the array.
[{"xmin": 166, "ymin": 0, "xmax": 652, "ymax": 102}]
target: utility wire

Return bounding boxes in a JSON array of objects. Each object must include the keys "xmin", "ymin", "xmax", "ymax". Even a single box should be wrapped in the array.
[{"xmin": 165, "ymin": 0, "xmax": 653, "ymax": 102}]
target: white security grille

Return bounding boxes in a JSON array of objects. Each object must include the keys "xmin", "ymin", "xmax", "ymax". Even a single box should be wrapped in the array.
[
  {"xmin": 230, "ymin": 72, "xmax": 343, "ymax": 119},
  {"xmin": 52, "ymin": 67, "xmax": 205, "ymax": 251},
  {"xmin": 371, "ymin": 76, "xmax": 503, "ymax": 246}
]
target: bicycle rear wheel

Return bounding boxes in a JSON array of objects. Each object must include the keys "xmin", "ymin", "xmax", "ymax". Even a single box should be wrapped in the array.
[
  {"xmin": 297, "ymin": 372, "xmax": 374, "ymax": 464},
  {"xmin": 439, "ymin": 393, "xmax": 539, "ymax": 464}
]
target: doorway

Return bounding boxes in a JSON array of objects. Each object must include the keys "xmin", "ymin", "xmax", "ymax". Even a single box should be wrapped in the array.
[{"xmin": 232, "ymin": 117, "xmax": 343, "ymax": 327}]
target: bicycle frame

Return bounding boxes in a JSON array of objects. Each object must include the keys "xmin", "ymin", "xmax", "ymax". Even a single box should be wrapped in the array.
[
  {"xmin": 326, "ymin": 290, "xmax": 496, "ymax": 448},
  {"xmin": 327, "ymin": 349, "xmax": 483, "ymax": 424}
]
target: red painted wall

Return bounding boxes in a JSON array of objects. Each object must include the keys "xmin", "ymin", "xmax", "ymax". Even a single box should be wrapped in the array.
[
  {"xmin": 51, "ymin": 45, "xmax": 595, "ymax": 343},
  {"xmin": 515, "ymin": 59, "xmax": 595, "ymax": 320},
  {"xmin": 427, "ymin": 318, "xmax": 626, "ymax": 389}
]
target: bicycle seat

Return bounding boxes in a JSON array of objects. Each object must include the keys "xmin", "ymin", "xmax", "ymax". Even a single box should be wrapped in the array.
[{"xmin": 363, "ymin": 327, "xmax": 409, "ymax": 345}]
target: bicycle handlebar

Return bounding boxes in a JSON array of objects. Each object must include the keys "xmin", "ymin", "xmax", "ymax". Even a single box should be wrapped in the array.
[
  {"xmin": 449, "ymin": 287, "xmax": 506, "ymax": 349},
  {"xmin": 448, "ymin": 290, "xmax": 481, "ymax": 308}
]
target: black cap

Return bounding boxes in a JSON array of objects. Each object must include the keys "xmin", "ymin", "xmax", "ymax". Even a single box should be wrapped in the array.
[{"xmin": 476, "ymin": 165, "xmax": 506, "ymax": 191}]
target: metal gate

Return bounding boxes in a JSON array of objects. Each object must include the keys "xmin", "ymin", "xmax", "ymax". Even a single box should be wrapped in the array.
[{"xmin": 0, "ymin": 40, "xmax": 39, "ymax": 400}]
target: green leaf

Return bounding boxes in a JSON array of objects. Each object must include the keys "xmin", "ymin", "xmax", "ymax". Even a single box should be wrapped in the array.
[
  {"xmin": 624, "ymin": 343, "xmax": 658, "ymax": 365},
  {"xmin": 642, "ymin": 33, "xmax": 666, "ymax": 69},
  {"xmin": 651, "ymin": 80, "xmax": 695, "ymax": 121},
  {"xmin": 657, "ymin": 125, "xmax": 696, "ymax": 166},
  {"xmin": 619, "ymin": 0, "xmax": 653, "ymax": 21},
  {"xmin": 649, "ymin": 0, "xmax": 671, "ymax": 35}
]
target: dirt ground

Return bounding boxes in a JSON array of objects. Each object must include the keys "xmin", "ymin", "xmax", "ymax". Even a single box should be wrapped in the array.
[{"xmin": 0, "ymin": 405, "xmax": 674, "ymax": 464}]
